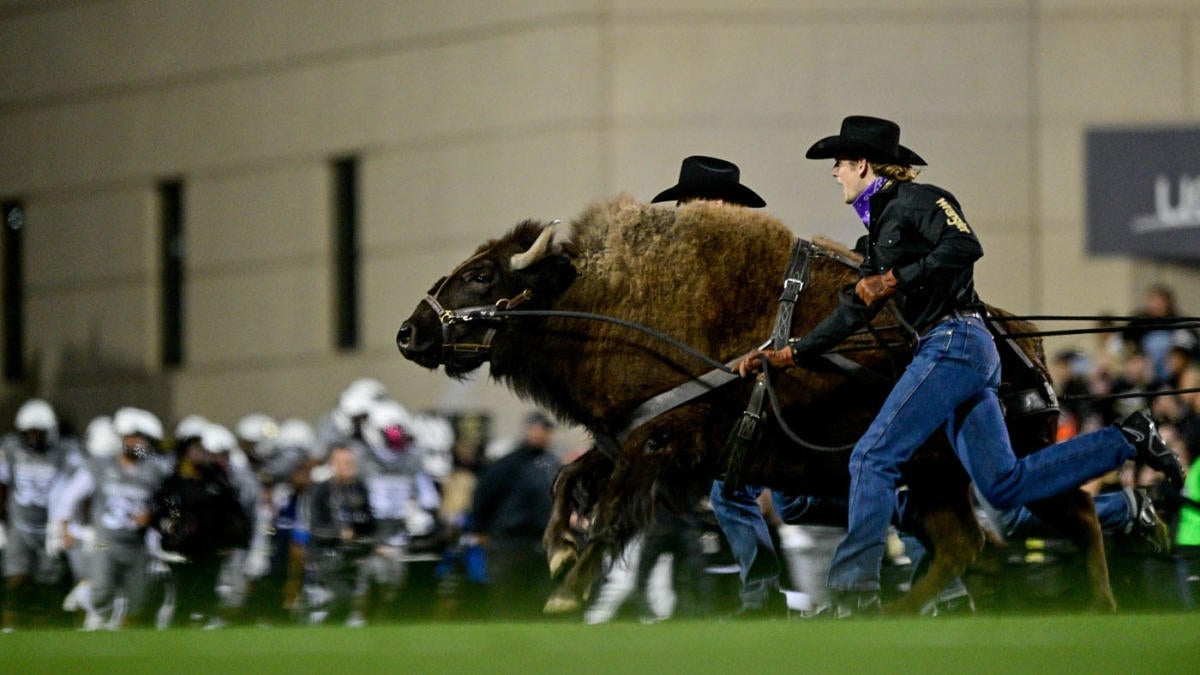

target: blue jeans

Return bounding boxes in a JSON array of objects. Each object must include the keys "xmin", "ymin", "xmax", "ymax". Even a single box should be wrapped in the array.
[
  {"xmin": 773, "ymin": 492, "xmax": 850, "ymax": 526},
  {"xmin": 710, "ymin": 481, "xmax": 850, "ymax": 607},
  {"xmin": 710, "ymin": 481, "xmax": 779, "ymax": 608},
  {"xmin": 827, "ymin": 315, "xmax": 1136, "ymax": 593},
  {"xmin": 994, "ymin": 490, "xmax": 1133, "ymax": 539}
]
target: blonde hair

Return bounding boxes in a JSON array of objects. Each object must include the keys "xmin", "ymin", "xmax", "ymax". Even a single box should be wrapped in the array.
[{"xmin": 869, "ymin": 162, "xmax": 921, "ymax": 183}]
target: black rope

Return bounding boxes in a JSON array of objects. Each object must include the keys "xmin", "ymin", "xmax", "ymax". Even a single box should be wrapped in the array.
[
  {"xmin": 758, "ymin": 355, "xmax": 855, "ymax": 453},
  {"xmin": 494, "ymin": 306, "xmax": 1192, "ymax": 450},
  {"xmin": 988, "ymin": 314, "xmax": 1200, "ymax": 323},
  {"xmin": 499, "ymin": 307, "xmax": 1200, "ymax": 364},
  {"xmin": 499, "ymin": 307, "xmax": 854, "ymax": 451},
  {"xmin": 841, "ymin": 316, "xmax": 1200, "ymax": 341},
  {"xmin": 496, "ymin": 308, "xmax": 737, "ymax": 374},
  {"xmin": 831, "ymin": 340, "xmax": 910, "ymax": 354},
  {"xmin": 999, "ymin": 322, "xmax": 1200, "ymax": 339},
  {"xmin": 1060, "ymin": 386, "xmax": 1200, "ymax": 403}
]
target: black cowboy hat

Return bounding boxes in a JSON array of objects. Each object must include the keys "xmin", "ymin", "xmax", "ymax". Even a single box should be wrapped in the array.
[
  {"xmin": 805, "ymin": 116, "xmax": 926, "ymax": 166},
  {"xmin": 651, "ymin": 155, "xmax": 766, "ymax": 208}
]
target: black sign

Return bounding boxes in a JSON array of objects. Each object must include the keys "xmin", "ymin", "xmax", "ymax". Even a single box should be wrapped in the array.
[{"xmin": 1086, "ymin": 126, "xmax": 1200, "ymax": 260}]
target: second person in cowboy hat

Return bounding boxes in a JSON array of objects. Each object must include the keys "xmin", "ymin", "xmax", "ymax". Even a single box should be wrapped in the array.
[
  {"xmin": 651, "ymin": 154, "xmax": 782, "ymax": 618},
  {"xmin": 738, "ymin": 114, "xmax": 1183, "ymax": 616}
]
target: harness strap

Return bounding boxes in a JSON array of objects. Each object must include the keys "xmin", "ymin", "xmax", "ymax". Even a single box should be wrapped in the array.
[
  {"xmin": 722, "ymin": 239, "xmax": 813, "ymax": 483},
  {"xmin": 984, "ymin": 313, "xmax": 1060, "ymax": 418},
  {"xmin": 773, "ymin": 239, "xmax": 812, "ymax": 349},
  {"xmin": 813, "ymin": 245, "xmax": 862, "ymax": 270},
  {"xmin": 721, "ymin": 375, "xmax": 768, "ymax": 498},
  {"xmin": 592, "ymin": 432, "xmax": 622, "ymax": 461},
  {"xmin": 616, "ymin": 360, "xmax": 742, "ymax": 444}
]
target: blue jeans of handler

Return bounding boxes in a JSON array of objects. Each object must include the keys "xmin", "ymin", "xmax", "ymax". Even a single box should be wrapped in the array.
[
  {"xmin": 827, "ymin": 315, "xmax": 1136, "ymax": 593},
  {"xmin": 995, "ymin": 489, "xmax": 1133, "ymax": 539},
  {"xmin": 710, "ymin": 481, "xmax": 779, "ymax": 608},
  {"xmin": 711, "ymin": 481, "xmax": 850, "ymax": 607}
]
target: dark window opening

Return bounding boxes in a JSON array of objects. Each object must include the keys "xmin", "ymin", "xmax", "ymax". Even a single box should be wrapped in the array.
[
  {"xmin": 333, "ymin": 156, "xmax": 360, "ymax": 351},
  {"xmin": 2, "ymin": 199, "xmax": 24, "ymax": 382},
  {"xmin": 159, "ymin": 180, "xmax": 184, "ymax": 367}
]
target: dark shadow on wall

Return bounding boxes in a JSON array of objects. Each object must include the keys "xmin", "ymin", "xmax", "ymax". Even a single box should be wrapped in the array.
[{"xmin": 0, "ymin": 331, "xmax": 174, "ymax": 441}]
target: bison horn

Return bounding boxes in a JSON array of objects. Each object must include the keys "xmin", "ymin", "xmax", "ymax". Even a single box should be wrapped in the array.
[{"xmin": 510, "ymin": 220, "xmax": 559, "ymax": 271}]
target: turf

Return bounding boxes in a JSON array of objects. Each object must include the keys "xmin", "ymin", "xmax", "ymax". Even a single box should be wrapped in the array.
[{"xmin": 1, "ymin": 615, "xmax": 1197, "ymax": 674}]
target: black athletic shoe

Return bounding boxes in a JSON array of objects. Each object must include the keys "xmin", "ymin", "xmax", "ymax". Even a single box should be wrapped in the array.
[
  {"xmin": 1118, "ymin": 410, "xmax": 1184, "ymax": 490},
  {"xmin": 1120, "ymin": 486, "xmax": 1172, "ymax": 556}
]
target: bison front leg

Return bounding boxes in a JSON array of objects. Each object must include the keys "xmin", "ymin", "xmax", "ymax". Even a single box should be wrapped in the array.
[
  {"xmin": 543, "ymin": 480, "xmax": 631, "ymax": 614},
  {"xmin": 1023, "ymin": 490, "xmax": 1116, "ymax": 611},
  {"xmin": 888, "ymin": 498, "xmax": 984, "ymax": 615},
  {"xmin": 543, "ymin": 438, "xmax": 663, "ymax": 614},
  {"xmin": 544, "ymin": 537, "xmax": 610, "ymax": 614},
  {"xmin": 544, "ymin": 449, "xmax": 614, "ymax": 581}
]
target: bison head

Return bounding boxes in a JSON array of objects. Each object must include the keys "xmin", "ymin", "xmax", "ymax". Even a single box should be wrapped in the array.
[{"xmin": 397, "ymin": 220, "xmax": 577, "ymax": 377}]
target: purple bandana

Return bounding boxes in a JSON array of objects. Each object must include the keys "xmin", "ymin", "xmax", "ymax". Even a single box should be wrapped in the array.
[{"xmin": 852, "ymin": 177, "xmax": 888, "ymax": 228}]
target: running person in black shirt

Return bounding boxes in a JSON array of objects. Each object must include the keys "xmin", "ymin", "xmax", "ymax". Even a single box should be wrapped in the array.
[{"xmin": 739, "ymin": 116, "xmax": 1184, "ymax": 615}]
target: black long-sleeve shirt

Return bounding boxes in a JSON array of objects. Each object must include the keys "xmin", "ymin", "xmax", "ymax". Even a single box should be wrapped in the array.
[
  {"xmin": 152, "ymin": 465, "xmax": 250, "ymax": 561},
  {"xmin": 790, "ymin": 180, "xmax": 984, "ymax": 356}
]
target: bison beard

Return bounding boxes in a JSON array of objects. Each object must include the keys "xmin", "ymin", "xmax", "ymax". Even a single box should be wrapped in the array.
[{"xmin": 397, "ymin": 195, "xmax": 1115, "ymax": 615}]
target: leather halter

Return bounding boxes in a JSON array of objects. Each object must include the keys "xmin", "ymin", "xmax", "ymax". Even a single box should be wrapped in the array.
[
  {"xmin": 419, "ymin": 240, "xmax": 539, "ymax": 357},
  {"xmin": 422, "ymin": 289, "xmax": 534, "ymax": 356}
]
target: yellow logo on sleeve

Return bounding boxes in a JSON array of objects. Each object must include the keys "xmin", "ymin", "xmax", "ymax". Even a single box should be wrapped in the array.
[{"xmin": 936, "ymin": 198, "xmax": 971, "ymax": 233}]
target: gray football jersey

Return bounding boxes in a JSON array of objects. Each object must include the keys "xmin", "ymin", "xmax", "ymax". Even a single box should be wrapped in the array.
[
  {"xmin": 356, "ymin": 441, "xmax": 441, "ymax": 544},
  {"xmin": 88, "ymin": 455, "xmax": 171, "ymax": 546},
  {"xmin": 0, "ymin": 433, "xmax": 76, "ymax": 534},
  {"xmin": 357, "ymin": 443, "xmax": 422, "ymax": 519}
]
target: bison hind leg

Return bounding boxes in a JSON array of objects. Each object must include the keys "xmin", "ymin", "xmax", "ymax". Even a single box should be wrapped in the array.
[
  {"xmin": 887, "ymin": 502, "xmax": 984, "ymax": 615},
  {"xmin": 1023, "ymin": 490, "xmax": 1116, "ymax": 612}
]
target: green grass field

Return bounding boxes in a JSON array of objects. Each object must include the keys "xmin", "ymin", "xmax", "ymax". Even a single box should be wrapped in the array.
[{"xmin": 1, "ymin": 615, "xmax": 1197, "ymax": 674}]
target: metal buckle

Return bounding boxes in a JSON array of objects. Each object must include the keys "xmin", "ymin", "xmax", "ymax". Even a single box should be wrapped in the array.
[{"xmin": 782, "ymin": 277, "xmax": 805, "ymax": 299}]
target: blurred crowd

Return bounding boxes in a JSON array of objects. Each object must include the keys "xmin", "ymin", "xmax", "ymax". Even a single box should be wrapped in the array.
[
  {"xmin": 1031, "ymin": 284, "xmax": 1200, "ymax": 611},
  {"xmin": 1, "ymin": 284, "xmax": 1198, "ymax": 631},
  {"xmin": 0, "ymin": 376, "xmax": 569, "ymax": 630}
]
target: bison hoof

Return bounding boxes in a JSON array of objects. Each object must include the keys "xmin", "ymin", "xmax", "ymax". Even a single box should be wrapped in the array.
[
  {"xmin": 548, "ymin": 549, "xmax": 577, "ymax": 580},
  {"xmin": 1088, "ymin": 594, "xmax": 1118, "ymax": 613},
  {"xmin": 543, "ymin": 594, "xmax": 580, "ymax": 614}
]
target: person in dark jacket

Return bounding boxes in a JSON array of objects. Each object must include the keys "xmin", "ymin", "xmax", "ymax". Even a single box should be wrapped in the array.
[
  {"xmin": 1121, "ymin": 284, "xmax": 1199, "ymax": 386},
  {"xmin": 151, "ymin": 424, "xmax": 250, "ymax": 627},
  {"xmin": 469, "ymin": 411, "xmax": 561, "ymax": 618},
  {"xmin": 307, "ymin": 442, "xmax": 375, "ymax": 625},
  {"xmin": 739, "ymin": 115, "xmax": 1185, "ymax": 616}
]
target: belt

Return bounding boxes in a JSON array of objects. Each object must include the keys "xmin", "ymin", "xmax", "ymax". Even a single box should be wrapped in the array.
[{"xmin": 920, "ymin": 309, "xmax": 983, "ymax": 336}]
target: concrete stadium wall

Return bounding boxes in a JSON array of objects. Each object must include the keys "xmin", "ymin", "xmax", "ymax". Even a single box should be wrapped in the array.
[{"xmin": 1, "ymin": 0, "xmax": 1198, "ymax": 442}]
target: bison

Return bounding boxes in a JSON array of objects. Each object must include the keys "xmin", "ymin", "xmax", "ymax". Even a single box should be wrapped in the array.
[{"xmin": 396, "ymin": 195, "xmax": 1114, "ymax": 614}]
